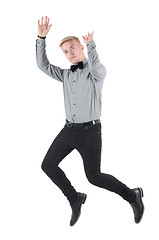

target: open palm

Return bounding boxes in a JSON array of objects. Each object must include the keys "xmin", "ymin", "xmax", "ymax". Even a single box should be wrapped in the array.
[
  {"xmin": 82, "ymin": 31, "xmax": 94, "ymax": 43},
  {"xmin": 38, "ymin": 16, "xmax": 52, "ymax": 37}
]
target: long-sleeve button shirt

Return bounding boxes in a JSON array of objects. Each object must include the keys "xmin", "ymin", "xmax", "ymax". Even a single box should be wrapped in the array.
[{"xmin": 36, "ymin": 39, "xmax": 106, "ymax": 123}]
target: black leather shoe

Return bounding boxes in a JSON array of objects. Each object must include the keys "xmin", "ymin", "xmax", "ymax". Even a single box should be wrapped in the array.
[
  {"xmin": 130, "ymin": 188, "xmax": 144, "ymax": 223},
  {"xmin": 70, "ymin": 192, "xmax": 87, "ymax": 226}
]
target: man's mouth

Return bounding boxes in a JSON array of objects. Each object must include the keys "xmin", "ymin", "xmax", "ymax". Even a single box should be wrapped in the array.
[{"xmin": 70, "ymin": 56, "xmax": 76, "ymax": 60}]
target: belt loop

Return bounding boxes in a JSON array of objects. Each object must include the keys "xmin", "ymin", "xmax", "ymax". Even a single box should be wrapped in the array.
[{"xmin": 66, "ymin": 119, "xmax": 73, "ymax": 127}]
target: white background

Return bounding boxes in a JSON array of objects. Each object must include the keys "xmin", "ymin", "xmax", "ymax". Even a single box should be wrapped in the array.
[{"xmin": 0, "ymin": 0, "xmax": 159, "ymax": 239}]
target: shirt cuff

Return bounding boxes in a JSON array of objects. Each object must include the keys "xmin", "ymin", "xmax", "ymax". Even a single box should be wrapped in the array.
[
  {"xmin": 36, "ymin": 38, "xmax": 46, "ymax": 47},
  {"xmin": 86, "ymin": 40, "xmax": 96, "ymax": 53}
]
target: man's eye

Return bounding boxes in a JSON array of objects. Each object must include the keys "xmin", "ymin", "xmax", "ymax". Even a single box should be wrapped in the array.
[{"xmin": 72, "ymin": 47, "xmax": 74, "ymax": 50}]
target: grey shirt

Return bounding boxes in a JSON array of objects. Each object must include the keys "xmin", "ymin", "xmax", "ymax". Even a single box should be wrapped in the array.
[{"xmin": 36, "ymin": 39, "xmax": 106, "ymax": 123}]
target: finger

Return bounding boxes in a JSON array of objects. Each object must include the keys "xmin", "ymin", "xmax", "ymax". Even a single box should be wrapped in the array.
[
  {"xmin": 44, "ymin": 16, "xmax": 48, "ymax": 25},
  {"xmin": 38, "ymin": 19, "xmax": 40, "ymax": 26},
  {"xmin": 82, "ymin": 36, "xmax": 86, "ymax": 43},
  {"xmin": 48, "ymin": 24, "xmax": 52, "ymax": 30},
  {"xmin": 41, "ymin": 16, "xmax": 44, "ymax": 25},
  {"xmin": 48, "ymin": 17, "xmax": 50, "ymax": 25}
]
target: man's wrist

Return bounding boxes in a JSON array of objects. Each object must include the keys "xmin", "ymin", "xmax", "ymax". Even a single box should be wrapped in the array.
[
  {"xmin": 38, "ymin": 35, "xmax": 46, "ymax": 39},
  {"xmin": 86, "ymin": 40, "xmax": 96, "ymax": 54},
  {"xmin": 86, "ymin": 40, "xmax": 95, "ymax": 48},
  {"xmin": 86, "ymin": 40, "xmax": 94, "ymax": 45}
]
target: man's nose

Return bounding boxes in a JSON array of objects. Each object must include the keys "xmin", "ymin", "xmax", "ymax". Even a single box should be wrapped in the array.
[{"xmin": 69, "ymin": 49, "xmax": 74, "ymax": 55}]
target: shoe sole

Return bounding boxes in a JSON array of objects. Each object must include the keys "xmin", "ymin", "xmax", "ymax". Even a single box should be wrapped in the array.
[
  {"xmin": 136, "ymin": 187, "xmax": 144, "ymax": 224},
  {"xmin": 139, "ymin": 188, "xmax": 144, "ymax": 198},
  {"xmin": 82, "ymin": 193, "xmax": 87, "ymax": 204}
]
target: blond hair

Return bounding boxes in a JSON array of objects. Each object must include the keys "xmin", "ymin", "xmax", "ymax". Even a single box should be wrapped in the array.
[{"xmin": 59, "ymin": 36, "xmax": 81, "ymax": 47}]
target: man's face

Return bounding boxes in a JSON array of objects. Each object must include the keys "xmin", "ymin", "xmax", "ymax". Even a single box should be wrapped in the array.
[{"xmin": 61, "ymin": 39, "xmax": 85, "ymax": 64}]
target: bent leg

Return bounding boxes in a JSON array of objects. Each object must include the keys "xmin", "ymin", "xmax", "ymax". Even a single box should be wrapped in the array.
[
  {"xmin": 41, "ymin": 126, "xmax": 78, "ymax": 204},
  {"xmin": 77, "ymin": 124, "xmax": 136, "ymax": 203}
]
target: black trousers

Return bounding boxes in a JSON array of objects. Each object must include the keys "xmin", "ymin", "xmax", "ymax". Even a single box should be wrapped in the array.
[{"xmin": 41, "ymin": 121, "xmax": 136, "ymax": 205}]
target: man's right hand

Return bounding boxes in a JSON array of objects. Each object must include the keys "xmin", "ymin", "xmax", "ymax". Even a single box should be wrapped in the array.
[{"xmin": 38, "ymin": 16, "xmax": 52, "ymax": 38}]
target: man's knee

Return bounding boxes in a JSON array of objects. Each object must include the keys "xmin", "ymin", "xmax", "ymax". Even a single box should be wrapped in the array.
[
  {"xmin": 86, "ymin": 173, "xmax": 100, "ymax": 185},
  {"xmin": 41, "ymin": 156, "xmax": 54, "ymax": 174},
  {"xmin": 41, "ymin": 159, "xmax": 48, "ymax": 173}
]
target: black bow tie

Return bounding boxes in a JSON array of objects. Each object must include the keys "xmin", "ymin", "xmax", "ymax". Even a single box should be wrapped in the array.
[{"xmin": 70, "ymin": 61, "xmax": 83, "ymax": 72}]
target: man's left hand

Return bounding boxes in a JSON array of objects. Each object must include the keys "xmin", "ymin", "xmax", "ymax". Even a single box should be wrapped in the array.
[{"xmin": 82, "ymin": 31, "xmax": 94, "ymax": 43}]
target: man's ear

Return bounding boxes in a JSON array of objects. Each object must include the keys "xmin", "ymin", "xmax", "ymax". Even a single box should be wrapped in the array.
[{"xmin": 81, "ymin": 45, "xmax": 84, "ymax": 51}]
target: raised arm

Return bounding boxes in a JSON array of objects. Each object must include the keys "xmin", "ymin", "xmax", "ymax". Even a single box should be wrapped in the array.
[
  {"xmin": 82, "ymin": 32, "xmax": 106, "ymax": 82},
  {"xmin": 36, "ymin": 16, "xmax": 65, "ymax": 82}
]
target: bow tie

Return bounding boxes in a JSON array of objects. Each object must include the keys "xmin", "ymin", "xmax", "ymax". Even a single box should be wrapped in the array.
[{"xmin": 70, "ymin": 61, "xmax": 83, "ymax": 72}]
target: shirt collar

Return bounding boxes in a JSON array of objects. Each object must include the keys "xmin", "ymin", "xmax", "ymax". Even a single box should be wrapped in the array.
[{"xmin": 82, "ymin": 58, "xmax": 88, "ymax": 66}]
